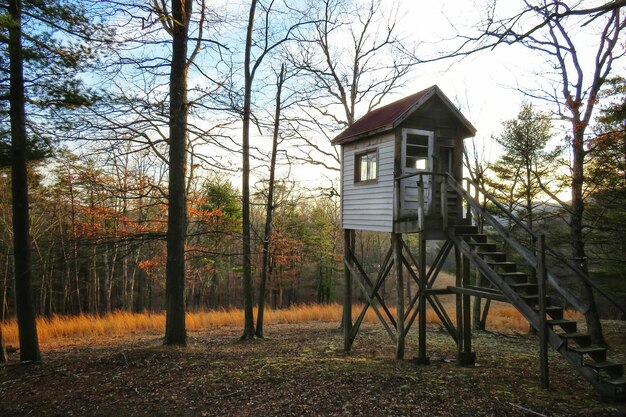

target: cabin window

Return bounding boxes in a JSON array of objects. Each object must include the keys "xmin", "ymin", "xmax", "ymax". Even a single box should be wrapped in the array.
[
  {"xmin": 355, "ymin": 149, "xmax": 378, "ymax": 183},
  {"xmin": 405, "ymin": 133, "xmax": 429, "ymax": 170}
]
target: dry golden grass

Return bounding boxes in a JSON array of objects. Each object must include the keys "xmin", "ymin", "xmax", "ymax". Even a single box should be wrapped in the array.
[{"xmin": 0, "ymin": 303, "xmax": 583, "ymax": 348}]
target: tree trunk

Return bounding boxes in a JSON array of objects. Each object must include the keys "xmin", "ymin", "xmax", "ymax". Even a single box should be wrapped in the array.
[
  {"xmin": 241, "ymin": 0, "xmax": 258, "ymax": 340},
  {"xmin": 571, "ymin": 133, "xmax": 605, "ymax": 345},
  {"xmin": 107, "ymin": 244, "xmax": 117, "ymax": 313},
  {"xmin": 8, "ymin": 0, "xmax": 40, "ymax": 362},
  {"xmin": 164, "ymin": 0, "xmax": 192, "ymax": 346},
  {"xmin": 92, "ymin": 246, "xmax": 99, "ymax": 315},
  {"xmin": 103, "ymin": 248, "xmax": 110, "ymax": 314},
  {"xmin": 0, "ymin": 324, "xmax": 7, "ymax": 363},
  {"xmin": 69, "ymin": 175, "xmax": 81, "ymax": 314},
  {"xmin": 122, "ymin": 247, "xmax": 128, "ymax": 311},
  {"xmin": 256, "ymin": 64, "xmax": 285, "ymax": 338},
  {"xmin": 3, "ymin": 255, "xmax": 10, "ymax": 321},
  {"xmin": 317, "ymin": 263, "xmax": 323, "ymax": 304},
  {"xmin": 148, "ymin": 274, "xmax": 152, "ymax": 313}
]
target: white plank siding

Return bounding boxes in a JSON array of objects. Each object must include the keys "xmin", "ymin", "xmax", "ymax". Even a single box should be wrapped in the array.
[
  {"xmin": 341, "ymin": 133, "xmax": 395, "ymax": 232},
  {"xmin": 400, "ymin": 177, "xmax": 432, "ymax": 215}
]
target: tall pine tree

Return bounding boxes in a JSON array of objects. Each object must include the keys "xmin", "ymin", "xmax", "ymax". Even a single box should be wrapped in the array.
[
  {"xmin": 1, "ymin": 0, "xmax": 108, "ymax": 361},
  {"xmin": 488, "ymin": 104, "xmax": 562, "ymax": 234}
]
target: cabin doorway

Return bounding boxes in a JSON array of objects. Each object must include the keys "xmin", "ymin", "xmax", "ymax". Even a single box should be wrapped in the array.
[
  {"xmin": 439, "ymin": 146, "xmax": 454, "ymax": 176},
  {"xmin": 400, "ymin": 129, "xmax": 434, "ymax": 216},
  {"xmin": 436, "ymin": 145, "xmax": 459, "ymax": 219}
]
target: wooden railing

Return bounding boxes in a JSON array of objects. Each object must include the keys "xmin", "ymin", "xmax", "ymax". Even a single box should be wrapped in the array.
[
  {"xmin": 397, "ymin": 171, "xmax": 625, "ymax": 318},
  {"xmin": 443, "ymin": 174, "xmax": 625, "ymax": 319},
  {"xmin": 395, "ymin": 171, "xmax": 450, "ymax": 230}
]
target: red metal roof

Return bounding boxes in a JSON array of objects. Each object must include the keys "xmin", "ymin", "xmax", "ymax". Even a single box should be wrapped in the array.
[{"xmin": 331, "ymin": 85, "xmax": 475, "ymax": 145}]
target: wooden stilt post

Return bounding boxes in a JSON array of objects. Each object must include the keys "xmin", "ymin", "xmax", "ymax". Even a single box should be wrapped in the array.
[
  {"xmin": 461, "ymin": 252, "xmax": 475, "ymax": 366},
  {"xmin": 393, "ymin": 233, "xmax": 405, "ymax": 359},
  {"xmin": 343, "ymin": 229, "xmax": 354, "ymax": 352},
  {"xmin": 537, "ymin": 234, "xmax": 549, "ymax": 389},
  {"xmin": 454, "ymin": 246, "xmax": 464, "ymax": 360},
  {"xmin": 415, "ymin": 236, "xmax": 429, "ymax": 364}
]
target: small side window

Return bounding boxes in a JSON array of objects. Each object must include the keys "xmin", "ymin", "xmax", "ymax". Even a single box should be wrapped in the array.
[{"xmin": 355, "ymin": 149, "xmax": 378, "ymax": 184}]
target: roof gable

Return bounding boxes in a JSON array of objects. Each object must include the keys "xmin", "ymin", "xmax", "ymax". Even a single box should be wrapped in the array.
[{"xmin": 331, "ymin": 85, "xmax": 476, "ymax": 145}]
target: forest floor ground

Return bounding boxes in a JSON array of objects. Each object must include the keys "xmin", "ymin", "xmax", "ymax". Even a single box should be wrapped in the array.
[{"xmin": 1, "ymin": 320, "xmax": 626, "ymax": 417}]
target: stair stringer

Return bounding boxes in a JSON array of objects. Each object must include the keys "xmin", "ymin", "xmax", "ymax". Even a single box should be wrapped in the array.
[{"xmin": 449, "ymin": 232, "xmax": 620, "ymax": 400}]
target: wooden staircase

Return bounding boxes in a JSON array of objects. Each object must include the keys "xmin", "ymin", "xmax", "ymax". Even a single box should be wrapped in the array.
[{"xmin": 447, "ymin": 220, "xmax": 626, "ymax": 401}]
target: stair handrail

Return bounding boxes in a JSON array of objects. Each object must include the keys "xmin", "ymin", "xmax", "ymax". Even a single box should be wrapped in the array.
[
  {"xmin": 454, "ymin": 175, "xmax": 626, "ymax": 318},
  {"xmin": 444, "ymin": 175, "xmax": 588, "ymax": 313}
]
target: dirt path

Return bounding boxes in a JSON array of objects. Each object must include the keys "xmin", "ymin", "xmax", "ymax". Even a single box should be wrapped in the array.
[{"xmin": 1, "ymin": 322, "xmax": 624, "ymax": 416}]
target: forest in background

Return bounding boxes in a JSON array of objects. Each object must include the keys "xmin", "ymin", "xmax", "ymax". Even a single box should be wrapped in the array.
[
  {"xmin": 0, "ymin": 0, "xmax": 624, "ymax": 360},
  {"xmin": 0, "ymin": 158, "xmax": 345, "ymax": 317}
]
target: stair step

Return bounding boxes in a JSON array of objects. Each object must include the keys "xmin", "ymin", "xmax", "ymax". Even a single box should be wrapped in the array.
[
  {"xmin": 478, "ymin": 251, "xmax": 507, "ymax": 262},
  {"xmin": 509, "ymin": 283, "xmax": 538, "ymax": 294},
  {"xmin": 605, "ymin": 376, "xmax": 626, "ymax": 386},
  {"xmin": 459, "ymin": 233, "xmax": 488, "ymax": 243},
  {"xmin": 546, "ymin": 319, "xmax": 577, "ymax": 333},
  {"xmin": 520, "ymin": 294, "xmax": 551, "ymax": 305},
  {"xmin": 605, "ymin": 376, "xmax": 626, "ymax": 400},
  {"xmin": 499, "ymin": 272, "xmax": 528, "ymax": 284},
  {"xmin": 586, "ymin": 362, "xmax": 624, "ymax": 380},
  {"xmin": 559, "ymin": 332, "xmax": 592, "ymax": 347},
  {"xmin": 487, "ymin": 261, "xmax": 517, "ymax": 272},
  {"xmin": 469, "ymin": 242, "xmax": 497, "ymax": 251},
  {"xmin": 534, "ymin": 305, "xmax": 563, "ymax": 319},
  {"xmin": 570, "ymin": 346, "xmax": 607, "ymax": 355},
  {"xmin": 586, "ymin": 361, "xmax": 624, "ymax": 372},
  {"xmin": 570, "ymin": 346, "xmax": 608, "ymax": 364},
  {"xmin": 450, "ymin": 223, "xmax": 477, "ymax": 234}
]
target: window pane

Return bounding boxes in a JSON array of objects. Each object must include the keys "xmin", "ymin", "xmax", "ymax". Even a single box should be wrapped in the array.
[
  {"xmin": 406, "ymin": 156, "xmax": 428, "ymax": 170},
  {"xmin": 356, "ymin": 150, "xmax": 377, "ymax": 182},
  {"xmin": 406, "ymin": 146, "xmax": 428, "ymax": 157},
  {"xmin": 405, "ymin": 132, "xmax": 429, "ymax": 170},
  {"xmin": 415, "ymin": 157, "xmax": 427, "ymax": 170},
  {"xmin": 407, "ymin": 134, "xmax": 429, "ymax": 146},
  {"xmin": 369, "ymin": 157, "xmax": 377, "ymax": 180},
  {"xmin": 360, "ymin": 157, "xmax": 369, "ymax": 181}
]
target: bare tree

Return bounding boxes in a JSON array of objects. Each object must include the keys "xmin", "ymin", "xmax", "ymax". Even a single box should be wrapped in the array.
[
  {"xmin": 241, "ymin": 0, "xmax": 259, "ymax": 340},
  {"xmin": 453, "ymin": 1, "xmax": 625, "ymax": 344},
  {"xmin": 256, "ymin": 64, "xmax": 286, "ymax": 338},
  {"xmin": 162, "ymin": 0, "xmax": 193, "ymax": 346},
  {"xmin": 285, "ymin": 0, "xmax": 418, "ymax": 170},
  {"xmin": 240, "ymin": 0, "xmax": 316, "ymax": 340}
]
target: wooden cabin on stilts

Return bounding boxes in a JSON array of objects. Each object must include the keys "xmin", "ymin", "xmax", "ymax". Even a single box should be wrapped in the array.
[{"xmin": 332, "ymin": 85, "xmax": 626, "ymax": 400}]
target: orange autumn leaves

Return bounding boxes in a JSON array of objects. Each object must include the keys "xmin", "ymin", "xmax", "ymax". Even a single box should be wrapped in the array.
[{"xmin": 74, "ymin": 193, "xmax": 306, "ymax": 289}]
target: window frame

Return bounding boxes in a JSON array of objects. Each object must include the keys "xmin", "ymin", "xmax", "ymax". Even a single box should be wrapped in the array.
[
  {"xmin": 401, "ymin": 128, "xmax": 434, "ymax": 173},
  {"xmin": 354, "ymin": 148, "xmax": 379, "ymax": 185}
]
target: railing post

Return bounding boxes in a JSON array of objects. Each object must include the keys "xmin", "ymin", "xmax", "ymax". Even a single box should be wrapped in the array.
[
  {"xmin": 417, "ymin": 174, "xmax": 425, "ymax": 231},
  {"xmin": 473, "ymin": 181, "xmax": 480, "ymax": 229},
  {"xmin": 537, "ymin": 234, "xmax": 549, "ymax": 389},
  {"xmin": 465, "ymin": 179, "xmax": 472, "ymax": 223},
  {"xmin": 441, "ymin": 176, "xmax": 448, "ymax": 230}
]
